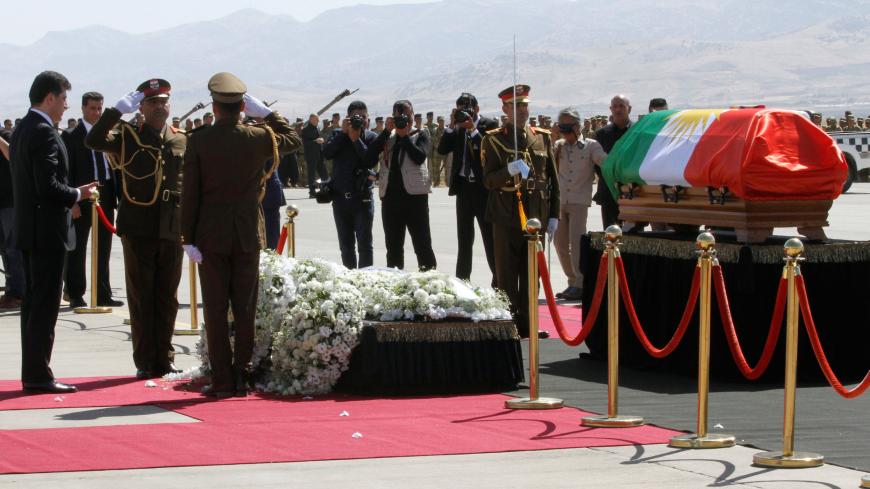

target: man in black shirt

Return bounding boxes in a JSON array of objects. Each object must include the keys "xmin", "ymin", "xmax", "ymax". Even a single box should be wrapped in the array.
[
  {"xmin": 593, "ymin": 94, "xmax": 632, "ymax": 227},
  {"xmin": 300, "ymin": 114, "xmax": 328, "ymax": 198},
  {"xmin": 322, "ymin": 101, "xmax": 381, "ymax": 269}
]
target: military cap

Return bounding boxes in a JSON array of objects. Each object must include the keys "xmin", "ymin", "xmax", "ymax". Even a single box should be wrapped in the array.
[
  {"xmin": 375, "ymin": 116, "xmax": 384, "ymax": 122},
  {"xmin": 295, "ymin": 117, "xmax": 303, "ymax": 123},
  {"xmin": 437, "ymin": 115, "xmax": 444, "ymax": 121},
  {"xmin": 498, "ymin": 84, "xmax": 531, "ymax": 104},
  {"xmin": 171, "ymin": 116, "xmax": 180, "ymax": 122},
  {"xmin": 137, "ymin": 79, "xmax": 171, "ymax": 100},
  {"xmin": 208, "ymin": 72, "xmax": 247, "ymax": 103}
]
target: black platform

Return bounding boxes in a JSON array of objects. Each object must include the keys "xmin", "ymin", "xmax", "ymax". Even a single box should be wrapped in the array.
[
  {"xmin": 336, "ymin": 319, "xmax": 524, "ymax": 395},
  {"xmin": 579, "ymin": 231, "xmax": 870, "ymax": 381}
]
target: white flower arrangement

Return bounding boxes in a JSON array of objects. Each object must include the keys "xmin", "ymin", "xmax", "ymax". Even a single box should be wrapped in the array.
[{"xmin": 182, "ymin": 252, "xmax": 511, "ymax": 395}]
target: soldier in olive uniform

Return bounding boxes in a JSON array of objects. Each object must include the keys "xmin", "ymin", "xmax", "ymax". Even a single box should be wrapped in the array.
[
  {"xmin": 482, "ymin": 85, "xmax": 559, "ymax": 339},
  {"xmin": 87, "ymin": 79, "xmax": 186, "ymax": 379},
  {"xmin": 181, "ymin": 72, "xmax": 302, "ymax": 398}
]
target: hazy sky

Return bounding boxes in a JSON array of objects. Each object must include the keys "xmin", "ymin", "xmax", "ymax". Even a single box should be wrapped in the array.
[{"xmin": 2, "ymin": 0, "xmax": 434, "ymax": 45}]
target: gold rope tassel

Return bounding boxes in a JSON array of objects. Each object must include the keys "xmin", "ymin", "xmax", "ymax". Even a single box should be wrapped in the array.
[
  {"xmin": 257, "ymin": 124, "xmax": 281, "ymax": 203},
  {"xmin": 516, "ymin": 189, "xmax": 528, "ymax": 232}
]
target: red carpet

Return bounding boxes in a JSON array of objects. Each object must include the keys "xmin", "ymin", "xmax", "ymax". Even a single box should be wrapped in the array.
[
  {"xmin": 0, "ymin": 376, "xmax": 679, "ymax": 474},
  {"xmin": 538, "ymin": 303, "xmax": 583, "ymax": 338}
]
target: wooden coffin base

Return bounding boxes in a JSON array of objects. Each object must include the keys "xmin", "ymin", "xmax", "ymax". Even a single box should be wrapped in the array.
[{"xmin": 617, "ymin": 186, "xmax": 832, "ymax": 243}]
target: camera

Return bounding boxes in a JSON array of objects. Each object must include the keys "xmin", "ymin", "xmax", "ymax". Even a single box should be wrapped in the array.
[
  {"xmin": 455, "ymin": 106, "xmax": 473, "ymax": 124},
  {"xmin": 314, "ymin": 178, "xmax": 334, "ymax": 204},
  {"xmin": 350, "ymin": 114, "xmax": 365, "ymax": 130},
  {"xmin": 394, "ymin": 113, "xmax": 410, "ymax": 129}
]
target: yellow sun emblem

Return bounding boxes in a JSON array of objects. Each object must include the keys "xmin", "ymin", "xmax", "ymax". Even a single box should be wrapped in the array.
[{"xmin": 663, "ymin": 109, "xmax": 725, "ymax": 143}]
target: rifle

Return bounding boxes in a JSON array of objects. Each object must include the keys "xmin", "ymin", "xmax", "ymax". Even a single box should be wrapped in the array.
[
  {"xmin": 315, "ymin": 89, "xmax": 359, "ymax": 117},
  {"xmin": 178, "ymin": 101, "xmax": 211, "ymax": 123}
]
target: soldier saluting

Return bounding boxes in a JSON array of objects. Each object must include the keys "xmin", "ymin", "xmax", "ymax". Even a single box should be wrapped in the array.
[
  {"xmin": 182, "ymin": 72, "xmax": 302, "ymax": 398},
  {"xmin": 87, "ymin": 79, "xmax": 186, "ymax": 379},
  {"xmin": 482, "ymin": 84, "xmax": 559, "ymax": 339}
]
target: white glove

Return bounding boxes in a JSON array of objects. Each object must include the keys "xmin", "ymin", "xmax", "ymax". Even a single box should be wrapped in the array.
[
  {"xmin": 243, "ymin": 94, "xmax": 272, "ymax": 118},
  {"xmin": 507, "ymin": 159, "xmax": 530, "ymax": 179},
  {"xmin": 183, "ymin": 244, "xmax": 203, "ymax": 264},
  {"xmin": 547, "ymin": 218, "xmax": 559, "ymax": 239},
  {"xmin": 114, "ymin": 91, "xmax": 145, "ymax": 114}
]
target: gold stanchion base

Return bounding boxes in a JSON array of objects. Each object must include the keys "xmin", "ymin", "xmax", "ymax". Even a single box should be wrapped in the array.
[
  {"xmin": 504, "ymin": 397, "xmax": 564, "ymax": 410},
  {"xmin": 74, "ymin": 306, "xmax": 112, "ymax": 314},
  {"xmin": 123, "ymin": 318, "xmax": 131, "ymax": 325},
  {"xmin": 581, "ymin": 414, "xmax": 645, "ymax": 428},
  {"xmin": 753, "ymin": 450, "xmax": 824, "ymax": 468},
  {"xmin": 861, "ymin": 474, "xmax": 870, "ymax": 488},
  {"xmin": 669, "ymin": 433, "xmax": 736, "ymax": 449},
  {"xmin": 173, "ymin": 328, "xmax": 201, "ymax": 336}
]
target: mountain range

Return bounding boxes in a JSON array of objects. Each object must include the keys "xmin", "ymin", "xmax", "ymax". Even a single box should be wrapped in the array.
[{"xmin": 3, "ymin": 0, "xmax": 870, "ymax": 121}]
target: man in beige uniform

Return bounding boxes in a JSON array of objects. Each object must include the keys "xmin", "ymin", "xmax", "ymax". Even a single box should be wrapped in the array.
[{"xmin": 552, "ymin": 107, "xmax": 605, "ymax": 301}]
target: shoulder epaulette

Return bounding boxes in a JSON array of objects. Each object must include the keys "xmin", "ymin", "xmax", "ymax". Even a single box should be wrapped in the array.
[
  {"xmin": 531, "ymin": 127, "xmax": 551, "ymax": 135},
  {"xmin": 184, "ymin": 125, "xmax": 207, "ymax": 136},
  {"xmin": 485, "ymin": 127, "xmax": 501, "ymax": 136}
]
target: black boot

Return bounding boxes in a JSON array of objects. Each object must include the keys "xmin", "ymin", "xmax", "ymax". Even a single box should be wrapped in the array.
[{"xmin": 234, "ymin": 367, "xmax": 251, "ymax": 397}]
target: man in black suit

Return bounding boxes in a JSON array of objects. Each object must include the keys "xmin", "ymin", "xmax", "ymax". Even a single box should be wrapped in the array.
[
  {"xmin": 11, "ymin": 71, "xmax": 98, "ymax": 393},
  {"xmin": 62, "ymin": 91, "xmax": 122, "ymax": 308},
  {"xmin": 438, "ymin": 92, "xmax": 498, "ymax": 285}
]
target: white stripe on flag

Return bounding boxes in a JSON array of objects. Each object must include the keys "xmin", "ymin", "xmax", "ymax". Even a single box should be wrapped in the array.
[{"xmin": 637, "ymin": 111, "xmax": 720, "ymax": 186}]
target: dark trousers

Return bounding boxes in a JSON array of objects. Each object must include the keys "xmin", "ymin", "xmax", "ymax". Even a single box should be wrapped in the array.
[
  {"xmin": 332, "ymin": 195, "xmax": 374, "ymax": 269},
  {"xmin": 199, "ymin": 243, "xmax": 259, "ymax": 392},
  {"xmin": 492, "ymin": 223, "xmax": 531, "ymax": 338},
  {"xmin": 121, "ymin": 236, "xmax": 183, "ymax": 371},
  {"xmin": 382, "ymin": 190, "xmax": 436, "ymax": 271},
  {"xmin": 65, "ymin": 203, "xmax": 114, "ymax": 303},
  {"xmin": 454, "ymin": 178, "xmax": 496, "ymax": 284},
  {"xmin": 264, "ymin": 206, "xmax": 281, "ymax": 250},
  {"xmin": 278, "ymin": 154, "xmax": 299, "ymax": 186},
  {"xmin": 596, "ymin": 185, "xmax": 621, "ymax": 228},
  {"xmin": 305, "ymin": 154, "xmax": 328, "ymax": 192},
  {"xmin": 20, "ymin": 248, "xmax": 66, "ymax": 383}
]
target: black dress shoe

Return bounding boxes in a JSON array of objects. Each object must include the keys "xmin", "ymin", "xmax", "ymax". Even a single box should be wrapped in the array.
[
  {"xmin": 69, "ymin": 297, "xmax": 87, "ymax": 309},
  {"xmin": 155, "ymin": 363, "xmax": 182, "ymax": 376},
  {"xmin": 201, "ymin": 385, "xmax": 235, "ymax": 399},
  {"xmin": 23, "ymin": 381, "xmax": 78, "ymax": 394},
  {"xmin": 98, "ymin": 298, "xmax": 125, "ymax": 307},
  {"xmin": 538, "ymin": 331, "xmax": 551, "ymax": 339},
  {"xmin": 234, "ymin": 370, "xmax": 251, "ymax": 397},
  {"xmin": 136, "ymin": 369, "xmax": 154, "ymax": 380}
]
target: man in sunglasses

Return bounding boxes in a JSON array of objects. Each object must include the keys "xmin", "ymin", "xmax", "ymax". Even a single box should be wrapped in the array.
[{"xmin": 552, "ymin": 107, "xmax": 605, "ymax": 301}]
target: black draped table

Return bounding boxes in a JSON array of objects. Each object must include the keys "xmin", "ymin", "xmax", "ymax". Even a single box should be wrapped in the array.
[
  {"xmin": 335, "ymin": 319, "xmax": 524, "ymax": 395},
  {"xmin": 580, "ymin": 231, "xmax": 870, "ymax": 382}
]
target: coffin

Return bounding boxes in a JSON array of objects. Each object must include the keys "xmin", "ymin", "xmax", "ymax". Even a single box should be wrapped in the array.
[{"xmin": 601, "ymin": 108, "xmax": 848, "ymax": 242}]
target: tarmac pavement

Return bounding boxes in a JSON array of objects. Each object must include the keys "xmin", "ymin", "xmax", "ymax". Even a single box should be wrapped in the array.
[{"xmin": 1, "ymin": 184, "xmax": 868, "ymax": 487}]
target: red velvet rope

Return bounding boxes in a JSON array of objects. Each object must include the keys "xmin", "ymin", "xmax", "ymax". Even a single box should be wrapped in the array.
[
  {"xmin": 796, "ymin": 275, "xmax": 870, "ymax": 398},
  {"xmin": 276, "ymin": 226, "xmax": 288, "ymax": 254},
  {"xmin": 713, "ymin": 265, "xmax": 785, "ymax": 380},
  {"xmin": 615, "ymin": 256, "xmax": 698, "ymax": 359},
  {"xmin": 95, "ymin": 204, "xmax": 116, "ymax": 235},
  {"xmin": 536, "ymin": 251, "xmax": 607, "ymax": 346}
]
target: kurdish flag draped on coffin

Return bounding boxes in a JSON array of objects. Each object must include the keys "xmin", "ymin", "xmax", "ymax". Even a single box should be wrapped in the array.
[{"xmin": 601, "ymin": 108, "xmax": 848, "ymax": 201}]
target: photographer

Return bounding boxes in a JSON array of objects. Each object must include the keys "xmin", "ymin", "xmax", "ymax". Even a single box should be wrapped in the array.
[
  {"xmin": 372, "ymin": 100, "xmax": 436, "ymax": 271},
  {"xmin": 438, "ymin": 92, "xmax": 499, "ymax": 284},
  {"xmin": 321, "ymin": 101, "xmax": 380, "ymax": 269}
]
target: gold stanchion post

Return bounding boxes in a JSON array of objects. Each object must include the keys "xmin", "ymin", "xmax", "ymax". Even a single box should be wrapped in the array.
[
  {"xmin": 74, "ymin": 189, "xmax": 112, "ymax": 314},
  {"xmin": 285, "ymin": 204, "xmax": 299, "ymax": 257},
  {"xmin": 669, "ymin": 232, "xmax": 735, "ymax": 448},
  {"xmin": 505, "ymin": 218, "xmax": 564, "ymax": 410},
  {"xmin": 861, "ymin": 474, "xmax": 869, "ymax": 488},
  {"xmin": 582, "ymin": 225, "xmax": 644, "ymax": 427},
  {"xmin": 753, "ymin": 238, "xmax": 823, "ymax": 468},
  {"xmin": 174, "ymin": 259, "xmax": 200, "ymax": 336}
]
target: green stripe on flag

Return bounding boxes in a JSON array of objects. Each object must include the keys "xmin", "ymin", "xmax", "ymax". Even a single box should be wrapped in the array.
[{"xmin": 601, "ymin": 109, "xmax": 675, "ymax": 198}]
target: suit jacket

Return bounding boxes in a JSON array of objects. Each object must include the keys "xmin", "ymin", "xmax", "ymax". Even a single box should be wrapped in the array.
[
  {"xmin": 261, "ymin": 159, "xmax": 287, "ymax": 210},
  {"xmin": 438, "ymin": 116, "xmax": 498, "ymax": 196},
  {"xmin": 182, "ymin": 113, "xmax": 301, "ymax": 254},
  {"xmin": 62, "ymin": 121, "xmax": 117, "ymax": 208},
  {"xmin": 10, "ymin": 110, "xmax": 79, "ymax": 251}
]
